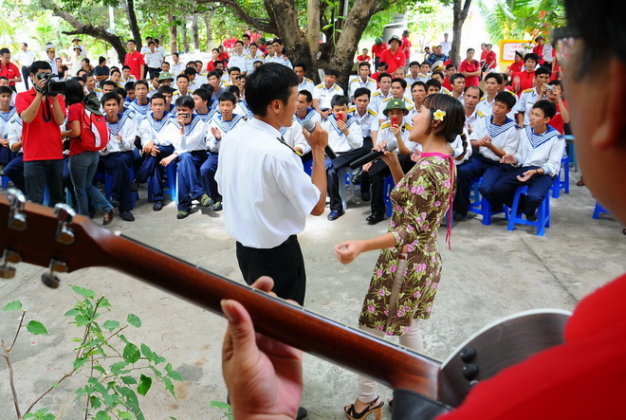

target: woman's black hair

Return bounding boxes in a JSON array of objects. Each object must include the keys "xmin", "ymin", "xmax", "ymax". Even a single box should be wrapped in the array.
[
  {"xmin": 64, "ymin": 79, "xmax": 85, "ymax": 106},
  {"xmin": 245, "ymin": 62, "xmax": 298, "ymax": 117},
  {"xmin": 423, "ymin": 93, "xmax": 467, "ymax": 152}
]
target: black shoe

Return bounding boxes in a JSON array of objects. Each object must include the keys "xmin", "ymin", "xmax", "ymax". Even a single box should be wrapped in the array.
[
  {"xmin": 327, "ymin": 209, "xmax": 344, "ymax": 221},
  {"xmin": 366, "ymin": 212, "xmax": 385, "ymax": 225},
  {"xmin": 153, "ymin": 201, "xmax": 164, "ymax": 211},
  {"xmin": 212, "ymin": 200, "xmax": 223, "ymax": 211},
  {"xmin": 176, "ymin": 210, "xmax": 189, "ymax": 219},
  {"xmin": 120, "ymin": 211, "xmax": 135, "ymax": 222},
  {"xmin": 296, "ymin": 407, "xmax": 308, "ymax": 420}
]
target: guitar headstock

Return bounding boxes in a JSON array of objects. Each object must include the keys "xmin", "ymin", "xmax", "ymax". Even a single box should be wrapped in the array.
[{"xmin": 0, "ymin": 189, "xmax": 114, "ymax": 288}]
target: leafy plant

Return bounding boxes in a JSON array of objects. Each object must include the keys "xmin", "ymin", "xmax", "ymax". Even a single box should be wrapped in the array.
[
  {"xmin": 209, "ymin": 400, "xmax": 233, "ymax": 420},
  {"xmin": 1, "ymin": 285, "xmax": 183, "ymax": 419}
]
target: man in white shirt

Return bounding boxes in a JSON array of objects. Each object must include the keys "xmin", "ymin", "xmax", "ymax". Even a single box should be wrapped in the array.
[
  {"xmin": 245, "ymin": 43, "xmax": 265, "ymax": 74},
  {"xmin": 440, "ymin": 32, "xmax": 452, "ymax": 56},
  {"xmin": 144, "ymin": 41, "xmax": 165, "ymax": 78},
  {"xmin": 312, "ymin": 69, "xmax": 344, "ymax": 113},
  {"xmin": 369, "ymin": 72, "xmax": 393, "ymax": 113},
  {"xmin": 265, "ymin": 38, "xmax": 292, "ymax": 68},
  {"xmin": 294, "ymin": 63, "xmax": 315, "ymax": 95},
  {"xmin": 348, "ymin": 62, "xmax": 377, "ymax": 100},
  {"xmin": 228, "ymin": 40, "xmax": 249, "ymax": 75},
  {"xmin": 170, "ymin": 52, "xmax": 185, "ymax": 76},
  {"xmin": 514, "ymin": 66, "xmax": 550, "ymax": 127},
  {"xmin": 216, "ymin": 62, "xmax": 328, "ymax": 308},
  {"xmin": 15, "ymin": 43, "xmax": 35, "ymax": 90}
]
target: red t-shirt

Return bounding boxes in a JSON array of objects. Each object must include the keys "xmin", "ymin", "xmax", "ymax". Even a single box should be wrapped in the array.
[
  {"xmin": 356, "ymin": 55, "xmax": 371, "ymax": 63},
  {"xmin": 0, "ymin": 62, "xmax": 20, "ymax": 86},
  {"xmin": 124, "ymin": 51, "xmax": 145, "ymax": 80},
  {"xmin": 379, "ymin": 48, "xmax": 406, "ymax": 74},
  {"xmin": 67, "ymin": 102, "xmax": 88, "ymax": 156},
  {"xmin": 512, "ymin": 70, "xmax": 535, "ymax": 95},
  {"xmin": 459, "ymin": 59, "xmax": 480, "ymax": 86},
  {"xmin": 485, "ymin": 51, "xmax": 497, "ymax": 69},
  {"xmin": 533, "ymin": 44, "xmax": 545, "ymax": 65},
  {"xmin": 15, "ymin": 89, "xmax": 66, "ymax": 162},
  {"xmin": 401, "ymin": 36, "xmax": 412, "ymax": 60},
  {"xmin": 441, "ymin": 273, "xmax": 626, "ymax": 420},
  {"xmin": 508, "ymin": 61, "xmax": 523, "ymax": 74},
  {"xmin": 371, "ymin": 43, "xmax": 387, "ymax": 58},
  {"xmin": 549, "ymin": 100, "xmax": 567, "ymax": 134},
  {"xmin": 442, "ymin": 78, "xmax": 452, "ymax": 91}
]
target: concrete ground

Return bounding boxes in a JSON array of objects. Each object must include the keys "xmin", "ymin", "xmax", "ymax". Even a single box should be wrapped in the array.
[{"xmin": 1, "ymin": 173, "xmax": 624, "ymax": 420}]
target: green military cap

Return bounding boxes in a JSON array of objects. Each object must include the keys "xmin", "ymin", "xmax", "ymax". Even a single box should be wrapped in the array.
[
  {"xmin": 383, "ymin": 98, "xmax": 409, "ymax": 116},
  {"xmin": 158, "ymin": 72, "xmax": 174, "ymax": 81}
]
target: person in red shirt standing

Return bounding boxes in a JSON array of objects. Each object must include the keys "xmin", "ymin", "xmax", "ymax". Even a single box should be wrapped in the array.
[
  {"xmin": 483, "ymin": 43, "xmax": 497, "ymax": 73},
  {"xmin": 401, "ymin": 30, "xmax": 412, "ymax": 63},
  {"xmin": 371, "ymin": 38, "xmax": 387, "ymax": 68},
  {"xmin": 512, "ymin": 52, "xmax": 539, "ymax": 95},
  {"xmin": 379, "ymin": 36, "xmax": 406, "ymax": 75},
  {"xmin": 0, "ymin": 48, "xmax": 22, "ymax": 92},
  {"xmin": 14, "ymin": 61, "xmax": 66, "ymax": 206},
  {"xmin": 459, "ymin": 48, "xmax": 481, "ymax": 87},
  {"xmin": 507, "ymin": 51, "xmax": 524, "ymax": 75},
  {"xmin": 532, "ymin": 35, "xmax": 546, "ymax": 65},
  {"xmin": 123, "ymin": 40, "xmax": 145, "ymax": 81},
  {"xmin": 356, "ymin": 48, "xmax": 371, "ymax": 63}
]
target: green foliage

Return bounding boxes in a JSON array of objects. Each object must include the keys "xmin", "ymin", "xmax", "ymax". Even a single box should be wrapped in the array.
[
  {"xmin": 1, "ymin": 286, "xmax": 183, "ymax": 419},
  {"xmin": 210, "ymin": 400, "xmax": 233, "ymax": 420}
]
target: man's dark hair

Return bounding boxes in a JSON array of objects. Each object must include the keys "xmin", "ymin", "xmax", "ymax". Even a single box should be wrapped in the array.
[
  {"xmin": 353, "ymin": 87, "xmax": 371, "ymax": 100},
  {"xmin": 411, "ymin": 81, "xmax": 427, "ymax": 91},
  {"xmin": 532, "ymin": 99, "xmax": 557, "ymax": 119},
  {"xmin": 173, "ymin": 52, "xmax": 179, "ymax": 58},
  {"xmin": 0, "ymin": 48, "xmax": 10, "ymax": 55},
  {"xmin": 30, "ymin": 61, "xmax": 52, "ymax": 75},
  {"xmin": 298, "ymin": 89, "xmax": 313, "ymax": 103},
  {"xmin": 358, "ymin": 62, "xmax": 371, "ymax": 69},
  {"xmin": 450, "ymin": 73, "xmax": 466, "ymax": 84},
  {"xmin": 535, "ymin": 66, "xmax": 551, "ymax": 77},
  {"xmin": 494, "ymin": 91, "xmax": 516, "ymax": 110},
  {"xmin": 110, "ymin": 69, "xmax": 121, "ymax": 77},
  {"xmin": 548, "ymin": 79, "xmax": 563, "ymax": 88},
  {"xmin": 391, "ymin": 77, "xmax": 407, "ymax": 90},
  {"xmin": 235, "ymin": 40, "xmax": 244, "ymax": 46},
  {"xmin": 157, "ymin": 86, "xmax": 176, "ymax": 95},
  {"xmin": 377, "ymin": 61, "xmax": 388, "ymax": 69},
  {"xmin": 484, "ymin": 72, "xmax": 503, "ymax": 84},
  {"xmin": 249, "ymin": 42, "xmax": 258, "ymax": 48},
  {"xmin": 101, "ymin": 92, "xmax": 121, "ymax": 105},
  {"xmin": 98, "ymin": 56, "xmax": 106, "ymax": 64},
  {"xmin": 330, "ymin": 95, "xmax": 350, "ymax": 108},
  {"xmin": 293, "ymin": 63, "xmax": 306, "ymax": 71},
  {"xmin": 148, "ymin": 41, "xmax": 155, "ymax": 46},
  {"xmin": 124, "ymin": 81, "xmax": 135, "ymax": 91},
  {"xmin": 193, "ymin": 88, "xmax": 211, "ymax": 102},
  {"xmin": 242, "ymin": 34, "xmax": 250, "ymax": 39},
  {"xmin": 0, "ymin": 86, "xmax": 13, "ymax": 95},
  {"xmin": 245, "ymin": 63, "xmax": 298, "ymax": 117},
  {"xmin": 150, "ymin": 92, "xmax": 166, "ymax": 103},
  {"xmin": 523, "ymin": 53, "xmax": 539, "ymax": 63},
  {"xmin": 112, "ymin": 87, "xmax": 126, "ymax": 100},
  {"xmin": 176, "ymin": 74, "xmax": 189, "ymax": 82},
  {"xmin": 219, "ymin": 91, "xmax": 237, "ymax": 104},
  {"xmin": 445, "ymin": 64, "xmax": 456, "ymax": 71},
  {"xmin": 464, "ymin": 85, "xmax": 484, "ymax": 99},
  {"xmin": 426, "ymin": 79, "xmax": 442, "ymax": 90},
  {"xmin": 127, "ymin": 39, "xmax": 136, "ymax": 45},
  {"xmin": 409, "ymin": 61, "xmax": 420, "ymax": 67},
  {"xmin": 432, "ymin": 71, "xmax": 445, "ymax": 79},
  {"xmin": 207, "ymin": 71, "xmax": 220, "ymax": 79},
  {"xmin": 229, "ymin": 67, "xmax": 241, "ymax": 74},
  {"xmin": 272, "ymin": 38, "xmax": 283, "ymax": 45},
  {"xmin": 175, "ymin": 95, "xmax": 195, "ymax": 109},
  {"xmin": 378, "ymin": 72, "xmax": 392, "ymax": 82},
  {"xmin": 227, "ymin": 85, "xmax": 240, "ymax": 96},
  {"xmin": 134, "ymin": 80, "xmax": 149, "ymax": 89},
  {"xmin": 184, "ymin": 67, "xmax": 197, "ymax": 76},
  {"xmin": 325, "ymin": 69, "xmax": 339, "ymax": 78}
]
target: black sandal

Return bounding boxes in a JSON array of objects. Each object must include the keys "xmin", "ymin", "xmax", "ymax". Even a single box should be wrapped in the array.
[{"xmin": 344, "ymin": 397, "xmax": 384, "ymax": 420}]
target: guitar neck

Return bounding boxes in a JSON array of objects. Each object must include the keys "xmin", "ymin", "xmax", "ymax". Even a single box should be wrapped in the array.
[{"xmin": 100, "ymin": 232, "xmax": 440, "ymax": 397}]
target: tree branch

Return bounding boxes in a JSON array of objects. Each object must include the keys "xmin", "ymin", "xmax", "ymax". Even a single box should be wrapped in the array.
[
  {"xmin": 23, "ymin": 368, "xmax": 77, "ymax": 415},
  {"xmin": 195, "ymin": 0, "xmax": 277, "ymax": 34},
  {"xmin": 1, "ymin": 341, "xmax": 21, "ymax": 419}
]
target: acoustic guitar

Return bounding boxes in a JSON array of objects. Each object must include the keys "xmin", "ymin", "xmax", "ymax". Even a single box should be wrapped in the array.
[{"xmin": 0, "ymin": 189, "xmax": 570, "ymax": 410}]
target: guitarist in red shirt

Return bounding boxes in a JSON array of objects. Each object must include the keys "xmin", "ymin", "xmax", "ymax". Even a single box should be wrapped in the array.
[{"xmin": 220, "ymin": 0, "xmax": 626, "ymax": 418}]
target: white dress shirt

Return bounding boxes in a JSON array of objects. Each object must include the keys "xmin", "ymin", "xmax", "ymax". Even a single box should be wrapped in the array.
[
  {"xmin": 476, "ymin": 93, "xmax": 517, "ymax": 120},
  {"xmin": 139, "ymin": 111, "xmax": 173, "ymax": 147},
  {"xmin": 166, "ymin": 115, "xmax": 208, "ymax": 155},
  {"xmin": 376, "ymin": 120, "xmax": 420, "ymax": 153},
  {"xmin": 322, "ymin": 115, "xmax": 363, "ymax": 153},
  {"xmin": 293, "ymin": 108, "xmax": 321, "ymax": 127},
  {"xmin": 7, "ymin": 117, "xmax": 23, "ymax": 152},
  {"xmin": 297, "ymin": 78, "xmax": 315, "ymax": 95},
  {"xmin": 280, "ymin": 121, "xmax": 310, "ymax": 155},
  {"xmin": 348, "ymin": 106, "xmax": 377, "ymax": 139},
  {"xmin": 474, "ymin": 116, "xmax": 520, "ymax": 161},
  {"xmin": 216, "ymin": 118, "xmax": 320, "ymax": 248},
  {"xmin": 348, "ymin": 76, "xmax": 377, "ymax": 98},
  {"xmin": 513, "ymin": 125, "xmax": 565, "ymax": 177},
  {"xmin": 101, "ymin": 112, "xmax": 137, "ymax": 155},
  {"xmin": 312, "ymin": 83, "xmax": 344, "ymax": 110},
  {"xmin": 514, "ymin": 88, "xmax": 542, "ymax": 126},
  {"xmin": 227, "ymin": 52, "xmax": 249, "ymax": 73},
  {"xmin": 206, "ymin": 113, "xmax": 246, "ymax": 153}
]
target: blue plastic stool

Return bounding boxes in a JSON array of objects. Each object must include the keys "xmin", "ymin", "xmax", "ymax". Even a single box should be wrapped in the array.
[
  {"xmin": 383, "ymin": 175, "xmax": 395, "ymax": 218},
  {"xmin": 507, "ymin": 186, "xmax": 551, "ymax": 236},
  {"xmin": 552, "ymin": 155, "xmax": 570, "ymax": 198},
  {"xmin": 592, "ymin": 202, "xmax": 610, "ymax": 219},
  {"xmin": 1, "ymin": 174, "xmax": 8, "ymax": 190},
  {"xmin": 469, "ymin": 178, "xmax": 508, "ymax": 226},
  {"xmin": 564, "ymin": 135, "xmax": 577, "ymax": 171},
  {"xmin": 302, "ymin": 159, "xmax": 313, "ymax": 176}
]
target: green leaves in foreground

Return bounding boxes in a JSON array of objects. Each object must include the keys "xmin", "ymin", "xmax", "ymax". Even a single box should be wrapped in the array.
[
  {"xmin": 3, "ymin": 300, "xmax": 22, "ymax": 311},
  {"xmin": 27, "ymin": 320, "xmax": 48, "ymax": 335}
]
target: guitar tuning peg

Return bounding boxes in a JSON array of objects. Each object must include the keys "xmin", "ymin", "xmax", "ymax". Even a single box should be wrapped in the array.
[
  {"xmin": 7, "ymin": 188, "xmax": 27, "ymax": 231},
  {"xmin": 0, "ymin": 249, "xmax": 21, "ymax": 279},
  {"xmin": 41, "ymin": 258, "xmax": 68, "ymax": 289},
  {"xmin": 54, "ymin": 204, "xmax": 76, "ymax": 245}
]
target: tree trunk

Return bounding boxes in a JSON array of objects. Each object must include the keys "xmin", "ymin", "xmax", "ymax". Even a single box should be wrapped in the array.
[
  {"xmin": 204, "ymin": 13, "xmax": 212, "ymax": 51},
  {"xmin": 450, "ymin": 0, "xmax": 472, "ymax": 66},
  {"xmin": 192, "ymin": 14, "xmax": 200, "ymax": 51},
  {"xmin": 125, "ymin": 0, "xmax": 142, "ymax": 49},
  {"xmin": 306, "ymin": 0, "xmax": 320, "ymax": 61},
  {"xmin": 182, "ymin": 21, "xmax": 189, "ymax": 52},
  {"xmin": 168, "ymin": 14, "xmax": 178, "ymax": 54}
]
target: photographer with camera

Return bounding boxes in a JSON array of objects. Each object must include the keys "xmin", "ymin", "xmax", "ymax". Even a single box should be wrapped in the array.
[{"xmin": 15, "ymin": 60, "xmax": 66, "ymax": 206}]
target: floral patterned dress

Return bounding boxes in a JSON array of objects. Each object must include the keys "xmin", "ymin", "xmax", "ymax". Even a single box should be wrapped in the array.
[{"xmin": 358, "ymin": 153, "xmax": 454, "ymax": 336}]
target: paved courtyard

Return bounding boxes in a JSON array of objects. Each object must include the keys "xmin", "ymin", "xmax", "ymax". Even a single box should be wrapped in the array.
[{"xmin": 1, "ymin": 175, "xmax": 624, "ymax": 419}]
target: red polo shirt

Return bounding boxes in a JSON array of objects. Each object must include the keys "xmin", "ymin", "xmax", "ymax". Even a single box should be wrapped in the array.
[
  {"xmin": 379, "ymin": 48, "xmax": 406, "ymax": 74},
  {"xmin": 0, "ymin": 62, "xmax": 20, "ymax": 86},
  {"xmin": 401, "ymin": 36, "xmax": 412, "ymax": 60},
  {"xmin": 549, "ymin": 100, "xmax": 567, "ymax": 134},
  {"xmin": 512, "ymin": 70, "xmax": 535, "ymax": 95},
  {"xmin": 124, "ymin": 51, "xmax": 145, "ymax": 80},
  {"xmin": 356, "ymin": 54, "xmax": 371, "ymax": 63},
  {"xmin": 459, "ymin": 59, "xmax": 480, "ymax": 86},
  {"xmin": 371, "ymin": 43, "xmax": 387, "ymax": 59},
  {"xmin": 15, "ymin": 89, "xmax": 65, "ymax": 162}
]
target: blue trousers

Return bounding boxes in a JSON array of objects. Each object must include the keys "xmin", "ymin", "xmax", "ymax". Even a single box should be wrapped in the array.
[
  {"xmin": 177, "ymin": 150, "xmax": 207, "ymax": 211},
  {"xmin": 454, "ymin": 156, "xmax": 501, "ymax": 216},
  {"xmin": 481, "ymin": 165, "xmax": 554, "ymax": 216},
  {"xmin": 4, "ymin": 154, "xmax": 24, "ymax": 192},
  {"xmin": 24, "ymin": 159, "xmax": 64, "ymax": 206},
  {"xmin": 136, "ymin": 144, "xmax": 175, "ymax": 202},
  {"xmin": 0, "ymin": 145, "xmax": 17, "ymax": 166},
  {"xmin": 69, "ymin": 151, "xmax": 113, "ymax": 215},
  {"xmin": 101, "ymin": 151, "xmax": 135, "ymax": 212},
  {"xmin": 200, "ymin": 153, "xmax": 221, "ymax": 202}
]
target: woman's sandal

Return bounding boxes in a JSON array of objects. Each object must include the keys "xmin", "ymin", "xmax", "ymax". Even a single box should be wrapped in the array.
[{"xmin": 344, "ymin": 397, "xmax": 384, "ymax": 420}]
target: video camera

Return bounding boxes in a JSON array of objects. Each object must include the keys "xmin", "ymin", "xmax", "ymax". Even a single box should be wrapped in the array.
[{"xmin": 35, "ymin": 72, "xmax": 67, "ymax": 96}]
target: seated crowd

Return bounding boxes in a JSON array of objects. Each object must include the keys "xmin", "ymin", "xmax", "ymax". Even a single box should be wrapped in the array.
[{"xmin": 0, "ymin": 34, "xmax": 567, "ymax": 228}]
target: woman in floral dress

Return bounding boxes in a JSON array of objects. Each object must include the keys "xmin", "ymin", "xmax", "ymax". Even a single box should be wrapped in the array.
[{"xmin": 336, "ymin": 94, "xmax": 466, "ymax": 419}]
